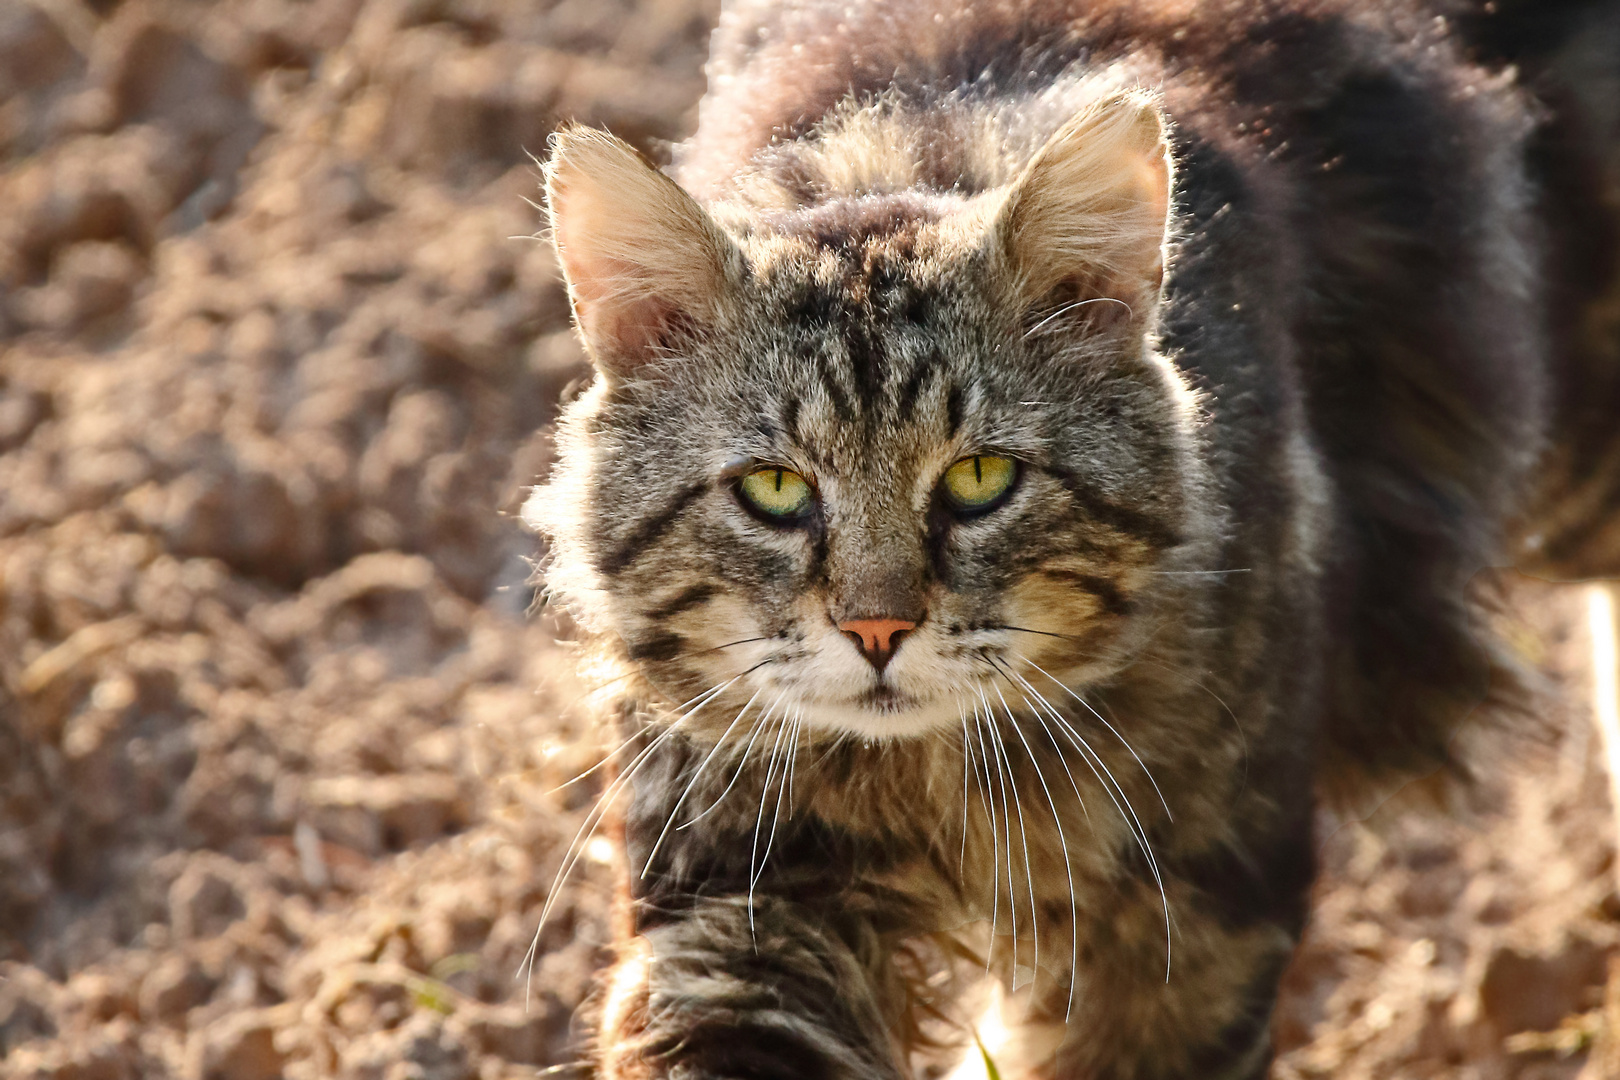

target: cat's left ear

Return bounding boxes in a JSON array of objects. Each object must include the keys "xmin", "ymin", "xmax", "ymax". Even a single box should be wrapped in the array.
[
  {"xmin": 545, "ymin": 125, "xmax": 738, "ymax": 377},
  {"xmin": 992, "ymin": 90, "xmax": 1173, "ymax": 328}
]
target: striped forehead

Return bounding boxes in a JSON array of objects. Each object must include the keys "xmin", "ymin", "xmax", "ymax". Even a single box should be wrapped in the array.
[{"xmin": 755, "ymin": 249, "xmax": 976, "ymax": 460}]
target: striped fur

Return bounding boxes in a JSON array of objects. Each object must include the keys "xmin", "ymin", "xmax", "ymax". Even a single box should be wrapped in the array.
[{"xmin": 524, "ymin": 2, "xmax": 1620, "ymax": 1076}]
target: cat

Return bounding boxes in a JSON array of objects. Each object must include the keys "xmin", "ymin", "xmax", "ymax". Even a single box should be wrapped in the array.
[{"xmin": 523, "ymin": 1, "xmax": 1620, "ymax": 1077}]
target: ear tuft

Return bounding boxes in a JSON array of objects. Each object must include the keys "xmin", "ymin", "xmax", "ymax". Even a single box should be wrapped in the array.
[
  {"xmin": 996, "ymin": 91, "xmax": 1174, "ymax": 326},
  {"xmin": 544, "ymin": 126, "xmax": 736, "ymax": 376}
]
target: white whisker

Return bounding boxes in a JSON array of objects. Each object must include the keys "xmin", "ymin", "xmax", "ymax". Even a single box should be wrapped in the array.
[
  {"xmin": 975, "ymin": 682, "xmax": 1020, "ymax": 977},
  {"xmin": 680, "ymin": 690, "xmax": 785, "ymax": 829},
  {"xmin": 970, "ymin": 703, "xmax": 1002, "ymax": 971},
  {"xmin": 748, "ymin": 712, "xmax": 792, "ymax": 941},
  {"xmin": 786, "ymin": 712, "xmax": 802, "ymax": 814},
  {"xmin": 1145, "ymin": 568, "xmax": 1251, "ymax": 576},
  {"xmin": 519, "ymin": 675, "xmax": 737, "ymax": 1005},
  {"xmin": 1022, "ymin": 296, "xmax": 1132, "ymax": 338},
  {"xmin": 759, "ymin": 717, "xmax": 799, "ymax": 871},
  {"xmin": 988, "ymin": 681, "xmax": 1041, "ymax": 982},
  {"xmin": 1003, "ymin": 695, "xmax": 1082, "ymax": 1020},
  {"xmin": 640, "ymin": 687, "xmax": 762, "ymax": 878},
  {"xmin": 545, "ymin": 731, "xmax": 640, "ymax": 794},
  {"xmin": 1003, "ymin": 664, "xmax": 1173, "ymax": 982},
  {"xmin": 1022, "ymin": 657, "xmax": 1173, "ymax": 823},
  {"xmin": 958, "ymin": 704, "xmax": 974, "ymax": 872},
  {"xmin": 978, "ymin": 676, "xmax": 1056, "ymax": 1003},
  {"xmin": 549, "ymin": 678, "xmax": 736, "ymax": 794}
]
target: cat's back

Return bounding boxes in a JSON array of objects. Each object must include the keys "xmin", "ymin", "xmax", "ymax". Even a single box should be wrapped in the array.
[{"xmin": 678, "ymin": 0, "xmax": 1469, "ymax": 198}]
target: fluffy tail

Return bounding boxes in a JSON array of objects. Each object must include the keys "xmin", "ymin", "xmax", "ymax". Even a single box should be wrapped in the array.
[{"xmin": 1462, "ymin": 0, "xmax": 1620, "ymax": 580}]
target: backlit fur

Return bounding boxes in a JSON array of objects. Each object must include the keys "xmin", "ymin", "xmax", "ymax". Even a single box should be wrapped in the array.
[{"xmin": 524, "ymin": 2, "xmax": 1620, "ymax": 1077}]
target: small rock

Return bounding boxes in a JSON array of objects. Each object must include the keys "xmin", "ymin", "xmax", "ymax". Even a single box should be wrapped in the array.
[
  {"xmin": 1397, "ymin": 863, "xmax": 1467, "ymax": 919},
  {"xmin": 3, "ymin": 1015, "xmax": 139, "ymax": 1079},
  {"xmin": 11, "ymin": 241, "xmax": 144, "ymax": 331},
  {"xmin": 5, "ymin": 127, "xmax": 180, "ymax": 272},
  {"xmin": 417, "ymin": 904, "xmax": 492, "ymax": 966},
  {"xmin": 460, "ymin": 1000, "xmax": 567, "ymax": 1066},
  {"xmin": 187, "ymin": 1009, "xmax": 286, "ymax": 1080},
  {"xmin": 307, "ymin": 162, "xmax": 390, "ymax": 225},
  {"xmin": 139, "ymin": 956, "xmax": 217, "ymax": 1023},
  {"xmin": 104, "ymin": 20, "xmax": 255, "ymax": 148},
  {"xmin": 1579, "ymin": 959, "xmax": 1620, "ymax": 1080},
  {"xmin": 340, "ymin": 1012, "xmax": 474, "ymax": 1080},
  {"xmin": 153, "ymin": 463, "xmax": 310, "ymax": 583},
  {"xmin": 169, "ymin": 859, "xmax": 247, "ymax": 940},
  {"xmin": 0, "ymin": 0, "xmax": 80, "ymax": 124},
  {"xmin": 0, "ymin": 383, "xmax": 50, "ymax": 452},
  {"xmin": 66, "ymin": 971, "xmax": 136, "ymax": 1023},
  {"xmin": 1479, "ymin": 933, "xmax": 1610, "ymax": 1036},
  {"xmin": 377, "ymin": 35, "xmax": 560, "ymax": 176},
  {"xmin": 0, "ymin": 963, "xmax": 59, "ymax": 1050},
  {"xmin": 305, "ymin": 774, "xmax": 467, "ymax": 851},
  {"xmin": 333, "ymin": 976, "xmax": 412, "ymax": 1033},
  {"xmin": 53, "ymin": 241, "xmax": 143, "ymax": 319}
]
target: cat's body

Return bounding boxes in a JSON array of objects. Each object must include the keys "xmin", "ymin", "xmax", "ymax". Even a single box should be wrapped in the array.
[{"xmin": 525, "ymin": 2, "xmax": 1620, "ymax": 1077}]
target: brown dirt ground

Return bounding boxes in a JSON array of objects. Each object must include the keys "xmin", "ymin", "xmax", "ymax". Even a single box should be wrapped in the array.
[{"xmin": 1, "ymin": 2, "xmax": 1618, "ymax": 1077}]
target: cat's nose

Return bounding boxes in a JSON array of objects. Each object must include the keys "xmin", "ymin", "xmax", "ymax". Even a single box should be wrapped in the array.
[{"xmin": 838, "ymin": 617, "xmax": 917, "ymax": 672}]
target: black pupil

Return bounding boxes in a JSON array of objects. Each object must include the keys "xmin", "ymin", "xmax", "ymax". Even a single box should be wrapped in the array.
[
  {"xmin": 973, "ymin": 456, "xmax": 982, "ymax": 484},
  {"xmin": 775, "ymin": 470, "xmax": 784, "ymax": 492}
]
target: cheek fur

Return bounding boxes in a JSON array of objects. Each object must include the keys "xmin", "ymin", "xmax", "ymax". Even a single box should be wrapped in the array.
[{"xmin": 1001, "ymin": 575, "xmax": 1131, "ymax": 682}]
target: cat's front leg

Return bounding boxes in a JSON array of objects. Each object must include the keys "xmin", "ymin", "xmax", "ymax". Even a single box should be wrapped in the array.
[
  {"xmin": 973, "ymin": 919, "xmax": 1292, "ymax": 1080},
  {"xmin": 1028, "ymin": 828, "xmax": 1310, "ymax": 1080},
  {"xmin": 596, "ymin": 895, "xmax": 909, "ymax": 1080}
]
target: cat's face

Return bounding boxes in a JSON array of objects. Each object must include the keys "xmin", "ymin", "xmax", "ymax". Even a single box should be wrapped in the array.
[{"xmin": 530, "ymin": 96, "xmax": 1199, "ymax": 741}]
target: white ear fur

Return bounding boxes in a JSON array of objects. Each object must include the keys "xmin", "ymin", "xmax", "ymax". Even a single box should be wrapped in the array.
[
  {"xmin": 996, "ymin": 91, "xmax": 1174, "ymax": 321},
  {"xmin": 544, "ymin": 126, "xmax": 736, "ymax": 376}
]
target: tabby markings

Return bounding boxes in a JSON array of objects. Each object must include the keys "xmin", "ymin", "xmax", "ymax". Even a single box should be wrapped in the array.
[
  {"xmin": 1037, "ymin": 568, "xmax": 1134, "ymax": 618},
  {"xmin": 646, "ymin": 582, "xmax": 720, "ymax": 620},
  {"xmin": 600, "ymin": 481, "xmax": 709, "ymax": 576},
  {"xmin": 1051, "ymin": 468, "xmax": 1181, "ymax": 551}
]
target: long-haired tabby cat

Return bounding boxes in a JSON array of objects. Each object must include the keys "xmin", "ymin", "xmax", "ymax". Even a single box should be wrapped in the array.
[{"xmin": 523, "ymin": 1, "xmax": 1620, "ymax": 1076}]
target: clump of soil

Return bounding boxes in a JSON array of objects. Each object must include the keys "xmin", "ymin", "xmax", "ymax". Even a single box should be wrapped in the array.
[{"xmin": 0, "ymin": 2, "xmax": 1616, "ymax": 1077}]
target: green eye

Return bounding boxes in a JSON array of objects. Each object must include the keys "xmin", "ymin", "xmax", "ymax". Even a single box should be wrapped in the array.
[
  {"xmin": 942, "ymin": 454, "xmax": 1016, "ymax": 512},
  {"xmin": 739, "ymin": 467, "xmax": 814, "ymax": 520}
]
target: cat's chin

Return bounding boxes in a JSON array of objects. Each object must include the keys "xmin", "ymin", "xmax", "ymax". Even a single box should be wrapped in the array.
[{"xmin": 793, "ymin": 690, "xmax": 964, "ymax": 740}]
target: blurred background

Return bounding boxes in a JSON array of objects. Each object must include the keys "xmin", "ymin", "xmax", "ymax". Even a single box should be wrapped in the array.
[{"xmin": 0, "ymin": 1, "xmax": 1617, "ymax": 1077}]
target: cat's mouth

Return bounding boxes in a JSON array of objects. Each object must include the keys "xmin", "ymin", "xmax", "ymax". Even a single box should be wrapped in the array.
[
  {"xmin": 789, "ymin": 674, "xmax": 962, "ymax": 738},
  {"xmin": 857, "ymin": 684, "xmax": 916, "ymax": 713}
]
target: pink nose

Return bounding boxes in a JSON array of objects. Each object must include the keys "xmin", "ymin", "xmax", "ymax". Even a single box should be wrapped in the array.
[{"xmin": 838, "ymin": 618, "xmax": 917, "ymax": 671}]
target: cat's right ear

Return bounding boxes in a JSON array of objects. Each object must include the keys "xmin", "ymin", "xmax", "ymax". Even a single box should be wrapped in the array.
[
  {"xmin": 991, "ymin": 91, "xmax": 1174, "ymax": 332},
  {"xmin": 544, "ymin": 125, "xmax": 737, "ymax": 378}
]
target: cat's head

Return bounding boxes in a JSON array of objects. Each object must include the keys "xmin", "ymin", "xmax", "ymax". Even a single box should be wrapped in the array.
[{"xmin": 526, "ymin": 91, "xmax": 1205, "ymax": 740}]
